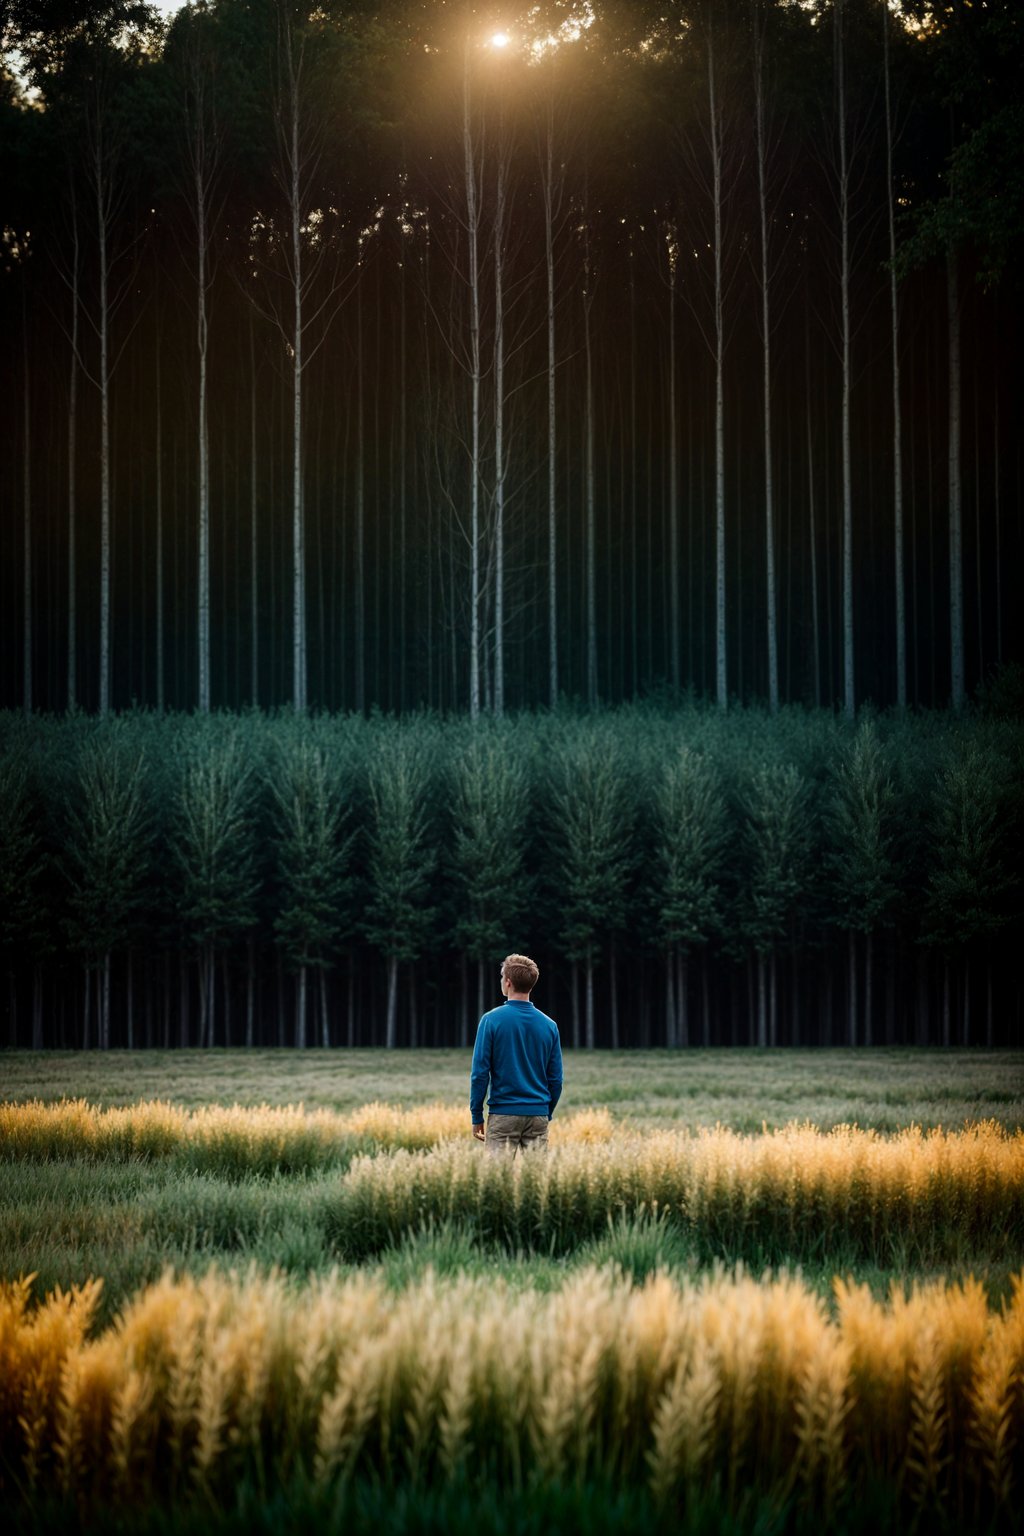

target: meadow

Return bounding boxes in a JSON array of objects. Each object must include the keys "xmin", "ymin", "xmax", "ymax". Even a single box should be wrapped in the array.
[{"xmin": 1, "ymin": 1048, "xmax": 1023, "ymax": 1535}]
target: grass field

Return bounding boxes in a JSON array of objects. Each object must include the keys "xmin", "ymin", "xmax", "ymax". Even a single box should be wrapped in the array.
[
  {"xmin": 4, "ymin": 1045, "xmax": 1022, "ymax": 1128},
  {"xmin": 2, "ymin": 1048, "xmax": 1023, "ymax": 1535}
]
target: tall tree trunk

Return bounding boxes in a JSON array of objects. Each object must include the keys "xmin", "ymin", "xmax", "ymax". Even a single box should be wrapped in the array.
[
  {"xmin": 544, "ymin": 104, "xmax": 559, "ymax": 707},
  {"xmin": 756, "ymin": 952, "xmax": 766, "ymax": 1047},
  {"xmin": 947, "ymin": 243, "xmax": 965, "ymax": 709},
  {"xmin": 709, "ymin": 25, "xmax": 727, "ymax": 708},
  {"xmin": 864, "ymin": 930, "xmax": 873, "ymax": 1047},
  {"xmin": 31, "ymin": 968, "xmax": 42, "ymax": 1052},
  {"xmin": 385, "ymin": 955, "xmax": 398, "ymax": 1049},
  {"xmin": 667, "ymin": 230, "xmax": 680, "ymax": 690},
  {"xmin": 249, "ymin": 315, "xmax": 259, "ymax": 708},
  {"xmin": 97, "ymin": 143, "xmax": 112, "ymax": 717},
  {"xmin": 101, "ymin": 951, "xmax": 111, "ymax": 1051},
  {"xmin": 355, "ymin": 265, "xmax": 365, "ymax": 712},
  {"xmin": 320, "ymin": 967, "xmax": 329, "ymax": 1049},
  {"xmin": 753, "ymin": 10, "xmax": 778, "ymax": 713},
  {"xmin": 280, "ymin": 26, "xmax": 307, "ymax": 714},
  {"xmin": 585, "ymin": 956, "xmax": 594, "ymax": 1049},
  {"xmin": 22, "ymin": 285, "xmax": 31, "ymax": 716},
  {"xmin": 83, "ymin": 964, "xmax": 91, "ymax": 1050},
  {"xmin": 836, "ymin": 0, "xmax": 855, "ymax": 720},
  {"xmin": 463, "ymin": 43, "xmax": 482, "ymax": 719},
  {"xmin": 769, "ymin": 951, "xmax": 777, "ymax": 1048},
  {"xmin": 196, "ymin": 155, "xmax": 211, "ymax": 713},
  {"xmin": 296, "ymin": 962, "xmax": 307, "ymax": 1048},
  {"xmin": 883, "ymin": 3, "xmax": 906, "ymax": 710},
  {"xmin": 805, "ymin": 315, "xmax": 821, "ymax": 708},
  {"xmin": 68, "ymin": 187, "xmax": 80, "ymax": 712},
  {"xmin": 610, "ymin": 941, "xmax": 619, "ymax": 1050},
  {"xmin": 155, "ymin": 326, "xmax": 165, "ymax": 713},
  {"xmin": 245, "ymin": 937, "xmax": 254, "ymax": 1048},
  {"xmin": 583, "ymin": 207, "xmax": 598, "ymax": 708},
  {"xmin": 493, "ymin": 129, "xmax": 507, "ymax": 716},
  {"xmin": 847, "ymin": 929, "xmax": 857, "ymax": 1047}
]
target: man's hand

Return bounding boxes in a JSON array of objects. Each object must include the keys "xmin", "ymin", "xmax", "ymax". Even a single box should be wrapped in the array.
[{"xmin": 472, "ymin": 1122, "xmax": 486, "ymax": 1142}]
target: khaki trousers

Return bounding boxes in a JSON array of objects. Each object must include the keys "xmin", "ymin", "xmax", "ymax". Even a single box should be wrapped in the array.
[{"xmin": 484, "ymin": 1113, "xmax": 550, "ymax": 1156}]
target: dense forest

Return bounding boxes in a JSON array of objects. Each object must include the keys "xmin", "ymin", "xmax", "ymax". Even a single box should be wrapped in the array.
[
  {"xmin": 1, "ymin": 707, "xmax": 1021, "ymax": 1051},
  {"xmin": 1, "ymin": 0, "xmax": 1021, "ymax": 717}
]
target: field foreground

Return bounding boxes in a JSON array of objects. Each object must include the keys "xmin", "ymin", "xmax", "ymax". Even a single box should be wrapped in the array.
[{"xmin": 2, "ymin": 1049, "xmax": 1023, "ymax": 1534}]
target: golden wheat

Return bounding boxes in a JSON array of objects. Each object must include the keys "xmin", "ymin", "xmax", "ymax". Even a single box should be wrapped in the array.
[
  {"xmin": 0, "ymin": 1098, "xmax": 614, "ymax": 1173},
  {"xmin": 0, "ymin": 1265, "xmax": 1020, "ymax": 1520}
]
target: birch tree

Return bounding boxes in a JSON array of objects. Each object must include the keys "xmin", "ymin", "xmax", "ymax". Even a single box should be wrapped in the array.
[
  {"xmin": 166, "ymin": 1, "xmax": 225, "ymax": 714},
  {"xmin": 882, "ymin": 0, "xmax": 906, "ymax": 711}
]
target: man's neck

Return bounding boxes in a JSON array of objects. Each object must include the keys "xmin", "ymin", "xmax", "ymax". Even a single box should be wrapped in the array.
[{"xmin": 507, "ymin": 991, "xmax": 531, "ymax": 1003}]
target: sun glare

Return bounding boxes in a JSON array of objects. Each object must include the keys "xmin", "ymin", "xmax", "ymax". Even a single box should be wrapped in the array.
[{"xmin": 491, "ymin": 31, "xmax": 510, "ymax": 48}]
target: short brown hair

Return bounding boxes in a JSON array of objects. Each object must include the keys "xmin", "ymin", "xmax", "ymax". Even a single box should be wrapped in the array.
[{"xmin": 502, "ymin": 954, "xmax": 539, "ymax": 994}]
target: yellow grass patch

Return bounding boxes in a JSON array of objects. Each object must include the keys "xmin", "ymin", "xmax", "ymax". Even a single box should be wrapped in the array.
[{"xmin": 0, "ymin": 1265, "xmax": 1021, "ymax": 1518}]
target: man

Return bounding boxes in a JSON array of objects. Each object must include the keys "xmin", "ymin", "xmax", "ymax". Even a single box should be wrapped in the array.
[{"xmin": 470, "ymin": 953, "xmax": 563, "ymax": 1155}]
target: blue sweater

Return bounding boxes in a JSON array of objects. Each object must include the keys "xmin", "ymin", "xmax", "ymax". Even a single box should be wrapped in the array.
[{"xmin": 470, "ymin": 1000, "xmax": 563, "ymax": 1125}]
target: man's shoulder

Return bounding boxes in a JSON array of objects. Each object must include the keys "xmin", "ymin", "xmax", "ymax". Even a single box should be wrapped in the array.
[{"xmin": 530, "ymin": 1005, "xmax": 559, "ymax": 1036}]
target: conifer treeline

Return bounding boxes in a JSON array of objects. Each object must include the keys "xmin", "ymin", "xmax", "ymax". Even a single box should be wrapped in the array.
[
  {"xmin": 1, "ymin": 0, "xmax": 1021, "ymax": 716},
  {"xmin": 2, "ymin": 707, "xmax": 1020, "ymax": 1050}
]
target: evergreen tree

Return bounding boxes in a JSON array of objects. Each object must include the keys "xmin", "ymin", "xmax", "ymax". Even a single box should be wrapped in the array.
[
  {"xmin": 922, "ymin": 737, "xmax": 1018, "ymax": 1046},
  {"xmin": 271, "ymin": 729, "xmax": 353, "ymax": 1048},
  {"xmin": 62, "ymin": 722, "xmax": 149, "ymax": 1048},
  {"xmin": 0, "ymin": 740, "xmax": 50, "ymax": 1047},
  {"xmin": 546, "ymin": 724, "xmax": 634, "ymax": 1049},
  {"xmin": 172, "ymin": 723, "xmax": 258, "ymax": 1047},
  {"xmin": 653, "ymin": 745, "xmax": 728, "ymax": 1047},
  {"xmin": 449, "ymin": 727, "xmax": 530, "ymax": 1027},
  {"xmin": 741, "ymin": 759, "xmax": 810, "ymax": 1048},
  {"xmin": 363, "ymin": 724, "xmax": 437, "ymax": 1049},
  {"xmin": 828, "ymin": 720, "xmax": 900, "ymax": 1046}
]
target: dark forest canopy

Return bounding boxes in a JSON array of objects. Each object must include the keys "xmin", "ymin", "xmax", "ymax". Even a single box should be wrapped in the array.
[
  {"xmin": 1, "ymin": 0, "xmax": 1023, "ymax": 717},
  {"xmin": 2, "ymin": 706, "xmax": 1021, "ymax": 1051}
]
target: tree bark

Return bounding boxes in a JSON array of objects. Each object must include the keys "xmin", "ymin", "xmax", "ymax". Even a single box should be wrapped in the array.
[
  {"xmin": 947, "ymin": 243, "xmax": 965, "ymax": 709},
  {"xmin": 493, "ymin": 126, "xmax": 507, "ymax": 716},
  {"xmin": 386, "ymin": 954, "xmax": 398, "ymax": 1049},
  {"xmin": 544, "ymin": 104, "xmax": 559, "ymax": 707},
  {"xmin": 883, "ymin": 3, "xmax": 906, "ymax": 710},
  {"xmin": 709, "ymin": 25, "xmax": 727, "ymax": 709},
  {"xmin": 463, "ymin": 43, "xmax": 482, "ymax": 719},
  {"xmin": 22, "ymin": 285, "xmax": 31, "ymax": 716},
  {"xmin": 836, "ymin": 0, "xmax": 855, "ymax": 720},
  {"xmin": 754, "ymin": 11, "xmax": 778, "ymax": 713}
]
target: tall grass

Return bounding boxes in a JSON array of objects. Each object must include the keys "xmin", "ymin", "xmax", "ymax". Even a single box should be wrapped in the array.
[
  {"xmin": 330, "ymin": 1121, "xmax": 1024, "ymax": 1263},
  {"xmin": 0, "ymin": 1099, "xmax": 613, "ymax": 1175},
  {"xmin": 1, "ymin": 1265, "xmax": 1021, "ymax": 1527},
  {"xmin": 4, "ymin": 1103, "xmax": 1020, "ymax": 1266}
]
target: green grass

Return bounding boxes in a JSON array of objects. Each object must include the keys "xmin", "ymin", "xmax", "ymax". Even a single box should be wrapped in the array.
[
  {"xmin": 2, "ymin": 1149, "xmax": 1019, "ymax": 1326},
  {"xmin": 2, "ymin": 1048, "xmax": 1022, "ymax": 1535},
  {"xmin": 14, "ymin": 1473, "xmax": 1020, "ymax": 1536},
  {"xmin": 3, "ymin": 1046, "xmax": 1022, "ymax": 1129}
]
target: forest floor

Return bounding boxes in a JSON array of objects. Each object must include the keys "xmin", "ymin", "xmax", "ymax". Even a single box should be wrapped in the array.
[{"xmin": 2, "ymin": 1048, "xmax": 1022, "ymax": 1534}]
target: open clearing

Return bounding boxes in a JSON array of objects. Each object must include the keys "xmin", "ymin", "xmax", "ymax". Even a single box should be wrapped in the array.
[
  {"xmin": 2, "ymin": 1048, "xmax": 1022, "ymax": 1535},
  {"xmin": 3, "ymin": 1045, "xmax": 1021, "ymax": 1129}
]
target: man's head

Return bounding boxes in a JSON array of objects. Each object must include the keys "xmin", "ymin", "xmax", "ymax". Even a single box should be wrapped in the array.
[{"xmin": 501, "ymin": 953, "xmax": 539, "ymax": 998}]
